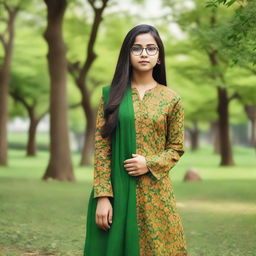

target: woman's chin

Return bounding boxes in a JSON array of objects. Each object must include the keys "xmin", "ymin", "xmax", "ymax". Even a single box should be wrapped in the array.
[{"xmin": 133, "ymin": 66, "xmax": 153, "ymax": 72}]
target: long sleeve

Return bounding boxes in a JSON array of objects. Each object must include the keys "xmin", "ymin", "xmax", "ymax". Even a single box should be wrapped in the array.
[
  {"xmin": 93, "ymin": 96, "xmax": 113, "ymax": 198},
  {"xmin": 145, "ymin": 95, "xmax": 185, "ymax": 181}
]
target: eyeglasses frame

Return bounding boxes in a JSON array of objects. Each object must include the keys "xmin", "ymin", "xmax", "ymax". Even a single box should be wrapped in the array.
[{"xmin": 130, "ymin": 46, "xmax": 159, "ymax": 56}]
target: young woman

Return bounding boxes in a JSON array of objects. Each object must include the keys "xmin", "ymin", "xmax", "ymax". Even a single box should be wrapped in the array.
[{"xmin": 83, "ymin": 24, "xmax": 187, "ymax": 256}]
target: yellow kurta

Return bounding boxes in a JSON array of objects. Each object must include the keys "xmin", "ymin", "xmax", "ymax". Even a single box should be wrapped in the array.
[{"xmin": 93, "ymin": 83, "xmax": 188, "ymax": 256}]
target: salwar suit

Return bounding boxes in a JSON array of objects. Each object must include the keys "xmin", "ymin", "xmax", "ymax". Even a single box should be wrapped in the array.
[{"xmin": 88, "ymin": 83, "xmax": 187, "ymax": 256}]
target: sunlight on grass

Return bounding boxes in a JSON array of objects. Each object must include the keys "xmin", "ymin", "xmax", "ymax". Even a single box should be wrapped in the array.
[{"xmin": 177, "ymin": 200, "xmax": 256, "ymax": 214}]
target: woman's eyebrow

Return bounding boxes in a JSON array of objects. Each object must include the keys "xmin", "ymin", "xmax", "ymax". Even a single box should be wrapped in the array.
[{"xmin": 132, "ymin": 43, "xmax": 157, "ymax": 46}]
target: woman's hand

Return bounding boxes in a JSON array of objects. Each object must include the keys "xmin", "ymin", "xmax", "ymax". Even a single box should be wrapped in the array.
[
  {"xmin": 124, "ymin": 153, "xmax": 150, "ymax": 176},
  {"xmin": 96, "ymin": 197, "xmax": 113, "ymax": 231}
]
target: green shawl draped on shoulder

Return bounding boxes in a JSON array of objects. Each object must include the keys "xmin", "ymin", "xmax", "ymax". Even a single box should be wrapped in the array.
[{"xmin": 83, "ymin": 82, "xmax": 140, "ymax": 256}]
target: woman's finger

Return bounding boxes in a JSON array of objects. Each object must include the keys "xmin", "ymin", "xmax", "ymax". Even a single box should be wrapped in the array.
[
  {"xmin": 125, "ymin": 166, "xmax": 136, "ymax": 171},
  {"xmin": 108, "ymin": 206, "xmax": 113, "ymax": 225},
  {"xmin": 99, "ymin": 216, "xmax": 106, "ymax": 231},
  {"xmin": 102, "ymin": 214, "xmax": 110, "ymax": 230},
  {"xmin": 124, "ymin": 163, "xmax": 136, "ymax": 168},
  {"xmin": 97, "ymin": 215, "xmax": 103, "ymax": 229},
  {"xmin": 129, "ymin": 171, "xmax": 139, "ymax": 176}
]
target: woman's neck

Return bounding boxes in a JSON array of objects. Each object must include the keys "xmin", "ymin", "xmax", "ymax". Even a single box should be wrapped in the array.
[{"xmin": 131, "ymin": 70, "xmax": 156, "ymax": 88}]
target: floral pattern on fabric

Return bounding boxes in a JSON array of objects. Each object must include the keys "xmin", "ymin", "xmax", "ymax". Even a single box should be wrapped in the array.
[
  {"xmin": 93, "ymin": 96, "xmax": 113, "ymax": 198},
  {"xmin": 92, "ymin": 83, "xmax": 188, "ymax": 255}
]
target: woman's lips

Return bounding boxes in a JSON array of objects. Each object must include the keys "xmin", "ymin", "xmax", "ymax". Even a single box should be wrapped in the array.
[{"xmin": 139, "ymin": 61, "xmax": 149, "ymax": 64}]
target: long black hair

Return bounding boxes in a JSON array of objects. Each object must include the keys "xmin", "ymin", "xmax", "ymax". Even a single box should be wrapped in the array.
[{"xmin": 101, "ymin": 24, "xmax": 167, "ymax": 138}]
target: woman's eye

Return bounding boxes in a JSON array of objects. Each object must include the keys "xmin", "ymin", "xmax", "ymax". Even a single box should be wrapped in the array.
[
  {"xmin": 148, "ymin": 47, "xmax": 157, "ymax": 51},
  {"xmin": 132, "ymin": 47, "xmax": 142, "ymax": 51}
]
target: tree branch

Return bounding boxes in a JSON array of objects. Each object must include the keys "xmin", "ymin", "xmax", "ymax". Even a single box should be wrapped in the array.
[
  {"xmin": 69, "ymin": 101, "xmax": 82, "ymax": 109},
  {"xmin": 0, "ymin": 0, "xmax": 20, "ymax": 14},
  {"xmin": 88, "ymin": 0, "xmax": 108, "ymax": 11},
  {"xmin": 67, "ymin": 61, "xmax": 81, "ymax": 81},
  {"xmin": 87, "ymin": 0, "xmax": 96, "ymax": 11},
  {"xmin": 228, "ymin": 92, "xmax": 241, "ymax": 102},
  {"xmin": 38, "ymin": 108, "xmax": 49, "ymax": 122},
  {"xmin": 240, "ymin": 64, "xmax": 256, "ymax": 75},
  {"xmin": 80, "ymin": 0, "xmax": 109, "ymax": 78},
  {"xmin": 0, "ymin": 0, "xmax": 20, "ymax": 52},
  {"xmin": 0, "ymin": 33, "xmax": 7, "ymax": 50},
  {"xmin": 10, "ymin": 91, "xmax": 31, "ymax": 110},
  {"xmin": 0, "ymin": 0, "xmax": 11, "ymax": 13}
]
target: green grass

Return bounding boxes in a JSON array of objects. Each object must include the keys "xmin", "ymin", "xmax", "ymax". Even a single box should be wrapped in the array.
[{"xmin": 0, "ymin": 145, "xmax": 256, "ymax": 256}]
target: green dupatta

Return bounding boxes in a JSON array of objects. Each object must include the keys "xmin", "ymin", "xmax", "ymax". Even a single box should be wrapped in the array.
[{"xmin": 83, "ymin": 82, "xmax": 140, "ymax": 256}]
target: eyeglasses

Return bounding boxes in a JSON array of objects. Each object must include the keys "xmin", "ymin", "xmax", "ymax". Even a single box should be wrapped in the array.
[{"xmin": 130, "ymin": 45, "xmax": 159, "ymax": 56}]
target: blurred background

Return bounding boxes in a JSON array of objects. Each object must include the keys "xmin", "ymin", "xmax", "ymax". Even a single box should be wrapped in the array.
[{"xmin": 0, "ymin": 0, "xmax": 255, "ymax": 255}]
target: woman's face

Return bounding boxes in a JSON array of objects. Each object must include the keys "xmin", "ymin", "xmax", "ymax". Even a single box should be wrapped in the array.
[{"xmin": 130, "ymin": 33, "xmax": 159, "ymax": 72}]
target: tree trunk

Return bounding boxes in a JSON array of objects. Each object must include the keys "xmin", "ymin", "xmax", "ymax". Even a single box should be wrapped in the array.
[
  {"xmin": 42, "ymin": 0, "xmax": 74, "ymax": 181},
  {"xmin": 210, "ymin": 121, "xmax": 220, "ymax": 154},
  {"xmin": 0, "ymin": 9, "xmax": 17, "ymax": 166},
  {"xmin": 26, "ymin": 108, "xmax": 40, "ymax": 156},
  {"xmin": 188, "ymin": 120, "xmax": 199, "ymax": 151},
  {"xmin": 217, "ymin": 87, "xmax": 235, "ymax": 165},
  {"xmin": 80, "ymin": 96, "xmax": 96, "ymax": 165},
  {"xmin": 207, "ymin": 9, "xmax": 234, "ymax": 166}
]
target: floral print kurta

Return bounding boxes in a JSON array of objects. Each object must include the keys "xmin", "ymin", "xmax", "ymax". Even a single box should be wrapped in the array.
[{"xmin": 93, "ymin": 83, "xmax": 188, "ymax": 256}]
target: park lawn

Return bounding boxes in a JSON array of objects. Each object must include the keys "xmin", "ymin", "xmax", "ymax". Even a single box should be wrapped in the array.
[{"xmin": 0, "ymin": 146, "xmax": 256, "ymax": 256}]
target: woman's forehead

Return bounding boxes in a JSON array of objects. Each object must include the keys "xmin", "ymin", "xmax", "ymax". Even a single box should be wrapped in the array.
[{"xmin": 133, "ymin": 33, "xmax": 157, "ymax": 45}]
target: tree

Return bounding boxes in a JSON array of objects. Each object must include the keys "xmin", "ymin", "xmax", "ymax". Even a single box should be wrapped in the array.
[
  {"xmin": 163, "ymin": 0, "xmax": 240, "ymax": 165},
  {"xmin": 42, "ymin": 0, "xmax": 74, "ymax": 181},
  {"xmin": 9, "ymin": 71, "xmax": 49, "ymax": 156},
  {"xmin": 67, "ymin": 0, "xmax": 109, "ymax": 166},
  {"xmin": 0, "ymin": 0, "xmax": 20, "ymax": 165},
  {"xmin": 214, "ymin": 0, "xmax": 256, "ymax": 148},
  {"xmin": 164, "ymin": 40, "xmax": 218, "ymax": 151}
]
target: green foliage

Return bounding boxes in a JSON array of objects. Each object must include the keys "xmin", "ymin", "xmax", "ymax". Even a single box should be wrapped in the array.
[
  {"xmin": 64, "ymin": 1, "xmax": 91, "ymax": 63},
  {"xmin": 9, "ymin": 12, "xmax": 49, "ymax": 118},
  {"xmin": 162, "ymin": 0, "xmax": 255, "ymax": 128},
  {"xmin": 206, "ymin": 0, "xmax": 247, "ymax": 7},
  {"xmin": 165, "ymin": 36, "xmax": 219, "ymax": 126},
  {"xmin": 8, "ymin": 97, "xmax": 26, "ymax": 118},
  {"xmin": 4, "ymin": 0, "xmax": 254, "ymax": 134},
  {"xmin": 205, "ymin": 0, "xmax": 256, "ymax": 65},
  {"xmin": 220, "ymin": 1, "xmax": 256, "ymax": 65},
  {"xmin": 226, "ymin": 66, "xmax": 256, "ymax": 105},
  {"xmin": 9, "ymin": 70, "xmax": 49, "ymax": 114}
]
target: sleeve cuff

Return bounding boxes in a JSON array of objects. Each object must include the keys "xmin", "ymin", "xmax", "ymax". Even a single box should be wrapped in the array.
[
  {"xmin": 93, "ymin": 186, "xmax": 114, "ymax": 199},
  {"xmin": 145, "ymin": 149, "xmax": 182, "ymax": 181}
]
